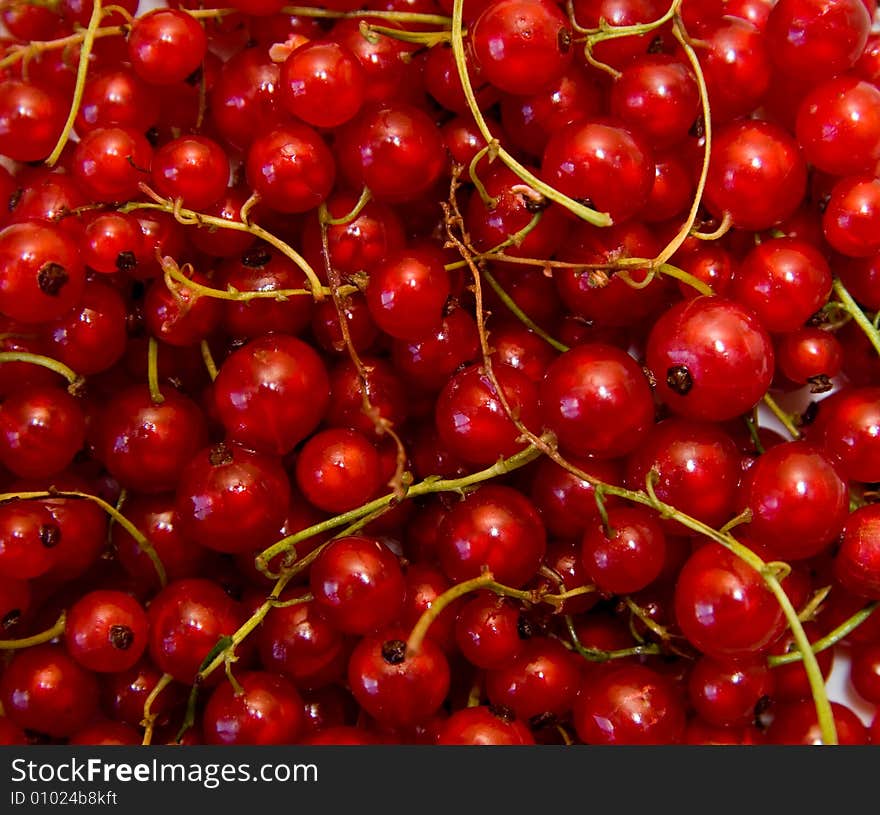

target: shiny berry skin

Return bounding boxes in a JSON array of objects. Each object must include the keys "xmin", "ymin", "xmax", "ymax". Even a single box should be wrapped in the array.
[
  {"xmin": 454, "ymin": 592, "xmax": 526, "ymax": 670},
  {"xmin": 687, "ymin": 656, "xmax": 774, "ymax": 729},
  {"xmin": 796, "ymin": 76, "xmax": 880, "ymax": 177},
  {"xmin": 700, "ymin": 18, "xmax": 772, "ymax": 123},
  {"xmin": 573, "ymin": 664, "xmax": 687, "ymax": 745},
  {"xmin": 174, "ymin": 443, "xmax": 291, "ymax": 554},
  {"xmin": 215, "ymin": 247, "xmax": 313, "ymax": 339},
  {"xmin": 646, "ymin": 297, "xmax": 775, "ymax": 422},
  {"xmin": 72, "ymin": 127, "xmax": 153, "ymax": 203},
  {"xmin": 0, "ymin": 80, "xmax": 66, "ymax": 163},
  {"xmin": 776, "ymin": 327, "xmax": 842, "ymax": 387},
  {"xmin": 309, "ymin": 536, "xmax": 405, "ymax": 636},
  {"xmin": 815, "ymin": 387, "xmax": 880, "ymax": 483},
  {"xmin": 436, "ymin": 485, "xmax": 546, "ymax": 588},
  {"xmin": 203, "ymin": 672, "xmax": 304, "ymax": 745},
  {"xmin": 541, "ymin": 118, "xmax": 655, "ymax": 224},
  {"xmin": 295, "ymin": 428, "xmax": 382, "ymax": 514},
  {"xmin": 212, "ymin": 333, "xmax": 330, "ymax": 456},
  {"xmin": 470, "ymin": 0, "xmax": 573, "ymax": 95},
  {"xmin": 766, "ymin": 621, "xmax": 833, "ymax": 702},
  {"xmin": 257, "ymin": 593, "xmax": 347, "ymax": 689},
  {"xmin": 0, "ymin": 575, "xmax": 30, "ymax": 635},
  {"xmin": 0, "ymin": 222, "xmax": 86, "ymax": 324},
  {"xmin": 766, "ymin": 0, "xmax": 870, "ymax": 82},
  {"xmin": 0, "ymin": 385, "xmax": 85, "ymax": 479},
  {"xmin": 336, "ymin": 103, "xmax": 447, "ymax": 204},
  {"xmin": 529, "ymin": 455, "xmax": 623, "ymax": 540},
  {"xmin": 147, "ymin": 578, "xmax": 244, "ymax": 684},
  {"xmin": 625, "ymin": 419, "xmax": 741, "ymax": 531},
  {"xmin": 112, "ymin": 494, "xmax": 207, "ymax": 592},
  {"xmin": 740, "ymin": 441, "xmax": 848, "ymax": 560},
  {"xmin": 609, "ymin": 55, "xmax": 699, "ymax": 150},
  {"xmin": 127, "ymin": 9, "xmax": 208, "ymax": 86},
  {"xmin": 64, "ymin": 590, "xmax": 148, "ymax": 673},
  {"xmin": 673, "ymin": 542, "xmax": 786, "ymax": 660},
  {"xmin": 435, "ymin": 362, "xmax": 540, "ymax": 466},
  {"xmin": 435, "ymin": 706, "xmax": 535, "ymax": 745},
  {"xmin": 280, "ymin": 40, "xmax": 365, "ymax": 129},
  {"xmin": 69, "ymin": 721, "xmax": 143, "ymax": 746},
  {"xmin": 347, "ymin": 629, "xmax": 450, "ymax": 728},
  {"xmin": 150, "ymin": 136, "xmax": 229, "ymax": 211},
  {"xmin": 731, "ymin": 237, "xmax": 831, "ymax": 333},
  {"xmin": 76, "ymin": 68, "xmax": 160, "ymax": 136},
  {"xmin": 391, "ymin": 306, "xmax": 480, "ymax": 392},
  {"xmin": 704, "ymin": 120, "xmax": 807, "ymax": 231},
  {"xmin": 325, "ymin": 356, "xmax": 408, "ymax": 439},
  {"xmin": 822, "ymin": 175, "xmax": 880, "ymax": 258},
  {"xmin": 94, "ymin": 385, "xmax": 207, "ymax": 494},
  {"xmin": 581, "ymin": 506, "xmax": 666, "ymax": 595},
  {"xmin": 0, "ymin": 645, "xmax": 99, "ymax": 738},
  {"xmin": 301, "ymin": 191, "xmax": 406, "ymax": 280},
  {"xmin": 365, "ymin": 247, "xmax": 451, "ymax": 341},
  {"xmin": 571, "ymin": 0, "xmax": 666, "ymax": 71},
  {"xmin": 834, "ymin": 505, "xmax": 880, "ymax": 600},
  {"xmin": 46, "ymin": 279, "xmax": 128, "ymax": 376},
  {"xmin": 245, "ymin": 124, "xmax": 335, "ymax": 214},
  {"xmin": 210, "ymin": 48, "xmax": 283, "ymax": 153},
  {"xmin": 143, "ymin": 269, "xmax": 222, "ymax": 346},
  {"xmin": 539, "ymin": 343, "xmax": 655, "ymax": 460},
  {"xmin": 766, "ymin": 700, "xmax": 868, "ymax": 745},
  {"xmin": 0, "ymin": 500, "xmax": 60, "ymax": 580}
]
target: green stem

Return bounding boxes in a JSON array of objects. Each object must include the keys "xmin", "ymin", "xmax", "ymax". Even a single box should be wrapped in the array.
[
  {"xmin": 256, "ymin": 439, "xmax": 546, "ymax": 576},
  {"xmin": 200, "ymin": 340, "xmax": 218, "ymax": 381},
  {"xmin": 46, "ymin": 0, "xmax": 102, "ymax": 165},
  {"xmin": 140, "ymin": 672, "xmax": 174, "ymax": 746},
  {"xmin": 147, "ymin": 337, "xmax": 164, "ymax": 404},
  {"xmin": 121, "ymin": 198, "xmax": 327, "ymax": 302},
  {"xmin": 281, "ymin": 5, "xmax": 453, "ymax": 25},
  {"xmin": 320, "ymin": 186, "xmax": 372, "ymax": 226},
  {"xmin": 0, "ymin": 351, "xmax": 84, "ymax": 394},
  {"xmin": 657, "ymin": 263, "xmax": 714, "ymax": 296},
  {"xmin": 0, "ymin": 490, "xmax": 166, "ymax": 587},
  {"xmin": 564, "ymin": 615, "xmax": 662, "ymax": 662},
  {"xmin": 768, "ymin": 602, "xmax": 880, "ymax": 667},
  {"xmin": 449, "ymin": 0, "xmax": 611, "ymax": 227},
  {"xmin": 0, "ymin": 612, "xmax": 65, "ymax": 649},
  {"xmin": 833, "ymin": 277, "xmax": 880, "ymax": 358},
  {"xmin": 360, "ymin": 20, "xmax": 451, "ymax": 46},
  {"xmin": 483, "ymin": 268, "xmax": 569, "ymax": 353},
  {"xmin": 762, "ymin": 393, "xmax": 802, "ymax": 440}
]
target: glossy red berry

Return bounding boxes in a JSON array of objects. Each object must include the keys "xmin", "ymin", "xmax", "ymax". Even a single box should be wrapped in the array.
[
  {"xmin": 65, "ymin": 590, "xmax": 148, "ymax": 673},
  {"xmin": 309, "ymin": 535, "xmax": 405, "ymax": 636},
  {"xmin": 0, "ymin": 222, "xmax": 86, "ymax": 324},
  {"xmin": 147, "ymin": 578, "xmax": 244, "ymax": 684},
  {"xmin": 542, "ymin": 118, "xmax": 655, "ymax": 224},
  {"xmin": 470, "ymin": 0, "xmax": 573, "ymax": 95},
  {"xmin": 740, "ymin": 441, "xmax": 848, "ymax": 560},
  {"xmin": 436, "ymin": 484, "xmax": 546, "ymax": 588},
  {"xmin": 0, "ymin": 645, "xmax": 99, "ymax": 738},
  {"xmin": 203, "ymin": 672, "xmax": 304, "ymax": 745},
  {"xmin": 687, "ymin": 656, "xmax": 774, "ymax": 728},
  {"xmin": 573, "ymin": 664, "xmax": 686, "ymax": 745},
  {"xmin": 647, "ymin": 297, "xmax": 775, "ymax": 422},
  {"xmin": 731, "ymin": 237, "xmax": 831, "ymax": 333},
  {"xmin": 245, "ymin": 124, "xmax": 335, "ymax": 214},
  {"xmin": 765, "ymin": 0, "xmax": 870, "ymax": 82},
  {"xmin": 347, "ymin": 629, "xmax": 450, "ymax": 728},
  {"xmin": 94, "ymin": 385, "xmax": 207, "ymax": 493},
  {"xmin": 280, "ymin": 40, "xmax": 365, "ymax": 128},
  {"xmin": 673, "ymin": 542, "xmax": 786, "ymax": 660},
  {"xmin": 766, "ymin": 700, "xmax": 868, "ymax": 745},
  {"xmin": 295, "ymin": 428, "xmax": 383, "ymax": 514},
  {"xmin": 212, "ymin": 333, "xmax": 330, "ymax": 456},
  {"xmin": 0, "ymin": 80, "xmax": 66, "ymax": 162},
  {"xmin": 581, "ymin": 506, "xmax": 666, "ymax": 595},
  {"xmin": 127, "ymin": 9, "xmax": 208, "ymax": 86},
  {"xmin": 834, "ymin": 505, "xmax": 880, "ymax": 600},
  {"xmin": 539, "ymin": 343, "xmax": 655, "ymax": 459},
  {"xmin": 365, "ymin": 247, "xmax": 451, "ymax": 341},
  {"xmin": 0, "ymin": 500, "xmax": 60, "ymax": 580},
  {"xmin": 435, "ymin": 706, "xmax": 535, "ymax": 745},
  {"xmin": 704, "ymin": 120, "xmax": 807, "ymax": 231},
  {"xmin": 822, "ymin": 175, "xmax": 880, "ymax": 258},
  {"xmin": 72, "ymin": 127, "xmax": 153, "ymax": 203},
  {"xmin": 0, "ymin": 385, "xmax": 85, "ymax": 479},
  {"xmin": 454, "ymin": 592, "xmax": 527, "ymax": 670},
  {"xmin": 435, "ymin": 362, "xmax": 540, "ymax": 466},
  {"xmin": 150, "ymin": 135, "xmax": 229, "ymax": 211}
]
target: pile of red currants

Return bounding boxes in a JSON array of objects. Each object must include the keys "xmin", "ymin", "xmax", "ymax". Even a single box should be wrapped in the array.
[{"xmin": 0, "ymin": 0, "xmax": 879, "ymax": 747}]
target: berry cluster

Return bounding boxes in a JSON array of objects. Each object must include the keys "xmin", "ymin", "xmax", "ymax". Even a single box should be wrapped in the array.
[{"xmin": 0, "ymin": 0, "xmax": 879, "ymax": 747}]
